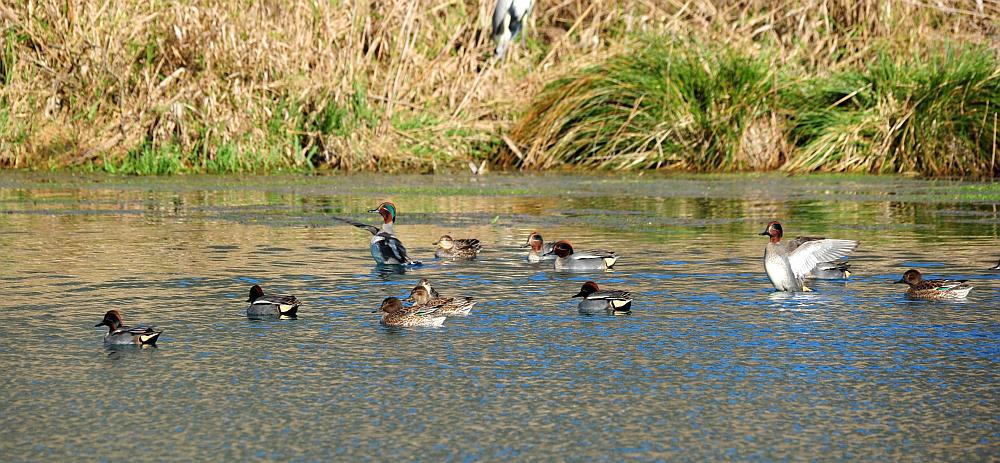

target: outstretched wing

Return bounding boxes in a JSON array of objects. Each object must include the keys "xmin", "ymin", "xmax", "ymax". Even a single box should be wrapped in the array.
[
  {"xmin": 787, "ymin": 239, "xmax": 858, "ymax": 279},
  {"xmin": 787, "ymin": 236, "xmax": 824, "ymax": 253},
  {"xmin": 333, "ymin": 216, "xmax": 379, "ymax": 235}
]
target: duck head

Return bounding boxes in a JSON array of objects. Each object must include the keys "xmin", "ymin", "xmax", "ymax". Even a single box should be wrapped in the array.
[
  {"xmin": 418, "ymin": 278, "xmax": 434, "ymax": 292},
  {"xmin": 368, "ymin": 201, "xmax": 397, "ymax": 224},
  {"xmin": 405, "ymin": 286, "xmax": 432, "ymax": 304},
  {"xmin": 247, "ymin": 284, "xmax": 265, "ymax": 302},
  {"xmin": 523, "ymin": 232, "xmax": 544, "ymax": 251},
  {"xmin": 95, "ymin": 310, "xmax": 124, "ymax": 332},
  {"xmin": 375, "ymin": 297, "xmax": 405, "ymax": 315},
  {"xmin": 433, "ymin": 235, "xmax": 455, "ymax": 250},
  {"xmin": 544, "ymin": 240, "xmax": 574, "ymax": 258},
  {"xmin": 894, "ymin": 269, "xmax": 923, "ymax": 286},
  {"xmin": 572, "ymin": 281, "xmax": 600, "ymax": 298},
  {"xmin": 760, "ymin": 221, "xmax": 783, "ymax": 243}
]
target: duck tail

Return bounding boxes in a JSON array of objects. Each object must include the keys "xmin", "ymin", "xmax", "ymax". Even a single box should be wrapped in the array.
[
  {"xmin": 279, "ymin": 304, "xmax": 299, "ymax": 317},
  {"xmin": 139, "ymin": 331, "xmax": 162, "ymax": 345}
]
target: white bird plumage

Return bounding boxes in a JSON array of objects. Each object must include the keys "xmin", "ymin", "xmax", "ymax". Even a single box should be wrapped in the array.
[{"xmin": 492, "ymin": 0, "xmax": 534, "ymax": 59}]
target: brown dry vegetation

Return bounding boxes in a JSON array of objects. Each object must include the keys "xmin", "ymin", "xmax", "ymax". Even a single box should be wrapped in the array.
[{"xmin": 0, "ymin": 0, "xmax": 997, "ymax": 174}]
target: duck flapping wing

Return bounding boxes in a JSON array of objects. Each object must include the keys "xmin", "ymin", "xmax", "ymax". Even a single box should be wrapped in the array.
[
  {"xmin": 787, "ymin": 239, "xmax": 858, "ymax": 280},
  {"xmin": 333, "ymin": 216, "xmax": 380, "ymax": 236}
]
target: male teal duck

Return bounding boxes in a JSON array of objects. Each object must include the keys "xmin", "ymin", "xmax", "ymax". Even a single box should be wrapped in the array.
[
  {"xmin": 894, "ymin": 269, "xmax": 973, "ymax": 300},
  {"xmin": 523, "ymin": 231, "xmax": 555, "ymax": 263},
  {"xmin": 760, "ymin": 221, "xmax": 858, "ymax": 292},
  {"xmin": 335, "ymin": 201, "xmax": 419, "ymax": 265},
  {"xmin": 544, "ymin": 240, "xmax": 618, "ymax": 271},
  {"xmin": 572, "ymin": 281, "xmax": 632, "ymax": 315},
  {"xmin": 374, "ymin": 297, "xmax": 446, "ymax": 327},
  {"xmin": 433, "ymin": 235, "xmax": 482, "ymax": 260},
  {"xmin": 246, "ymin": 284, "xmax": 299, "ymax": 318},
  {"xmin": 94, "ymin": 310, "xmax": 162, "ymax": 346},
  {"xmin": 405, "ymin": 286, "xmax": 476, "ymax": 316}
]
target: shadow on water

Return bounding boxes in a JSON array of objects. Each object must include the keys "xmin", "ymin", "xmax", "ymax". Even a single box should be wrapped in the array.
[{"xmin": 0, "ymin": 172, "xmax": 997, "ymax": 461}]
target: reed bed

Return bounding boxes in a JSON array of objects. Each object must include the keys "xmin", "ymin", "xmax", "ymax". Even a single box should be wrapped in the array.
[{"xmin": 0, "ymin": 0, "xmax": 996, "ymax": 175}]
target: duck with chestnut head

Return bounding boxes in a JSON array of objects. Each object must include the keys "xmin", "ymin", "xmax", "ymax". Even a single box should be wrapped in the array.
[
  {"xmin": 246, "ymin": 284, "xmax": 299, "ymax": 318},
  {"xmin": 543, "ymin": 240, "xmax": 618, "ymax": 271},
  {"xmin": 522, "ymin": 231, "xmax": 555, "ymax": 263},
  {"xmin": 94, "ymin": 310, "xmax": 162, "ymax": 346},
  {"xmin": 572, "ymin": 281, "xmax": 632, "ymax": 315},
  {"xmin": 760, "ymin": 221, "xmax": 858, "ymax": 292}
]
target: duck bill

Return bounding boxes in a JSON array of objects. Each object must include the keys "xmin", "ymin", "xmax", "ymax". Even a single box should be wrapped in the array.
[
  {"xmin": 892, "ymin": 278, "xmax": 907, "ymax": 284},
  {"xmin": 367, "ymin": 208, "xmax": 379, "ymax": 213},
  {"xmin": 542, "ymin": 251, "xmax": 554, "ymax": 256},
  {"xmin": 520, "ymin": 243, "xmax": 531, "ymax": 248},
  {"xmin": 94, "ymin": 321, "xmax": 106, "ymax": 327},
  {"xmin": 571, "ymin": 292, "xmax": 586, "ymax": 298},
  {"xmin": 431, "ymin": 241, "xmax": 439, "ymax": 246},
  {"xmin": 758, "ymin": 230, "xmax": 770, "ymax": 236}
]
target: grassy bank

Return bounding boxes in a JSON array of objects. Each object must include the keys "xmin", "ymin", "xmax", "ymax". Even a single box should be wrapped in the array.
[
  {"xmin": 501, "ymin": 42, "xmax": 1000, "ymax": 176},
  {"xmin": 1, "ymin": 1, "xmax": 997, "ymax": 175}
]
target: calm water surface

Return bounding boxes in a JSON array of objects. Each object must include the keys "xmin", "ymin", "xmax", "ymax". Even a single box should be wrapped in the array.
[{"xmin": 0, "ymin": 172, "xmax": 997, "ymax": 461}]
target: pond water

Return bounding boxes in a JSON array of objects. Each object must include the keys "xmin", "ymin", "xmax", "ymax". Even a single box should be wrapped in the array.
[{"xmin": 0, "ymin": 172, "xmax": 997, "ymax": 461}]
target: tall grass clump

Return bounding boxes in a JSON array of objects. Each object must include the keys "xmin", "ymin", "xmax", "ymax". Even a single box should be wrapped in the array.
[
  {"xmin": 500, "ymin": 41, "xmax": 783, "ymax": 170},
  {"xmin": 783, "ymin": 47, "xmax": 1000, "ymax": 176}
]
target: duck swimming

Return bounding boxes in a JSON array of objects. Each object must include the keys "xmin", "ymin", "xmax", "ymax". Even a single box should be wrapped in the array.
[
  {"xmin": 433, "ymin": 235, "xmax": 482, "ymax": 260},
  {"xmin": 94, "ymin": 310, "xmax": 162, "ymax": 346},
  {"xmin": 544, "ymin": 240, "xmax": 618, "ymax": 271},
  {"xmin": 894, "ymin": 269, "xmax": 973, "ymax": 300},
  {"xmin": 405, "ymin": 286, "xmax": 476, "ymax": 316},
  {"xmin": 571, "ymin": 281, "xmax": 632, "ymax": 315},
  {"xmin": 523, "ymin": 231, "xmax": 555, "ymax": 263},
  {"xmin": 246, "ymin": 284, "xmax": 299, "ymax": 318},
  {"xmin": 374, "ymin": 297, "xmax": 446, "ymax": 327}
]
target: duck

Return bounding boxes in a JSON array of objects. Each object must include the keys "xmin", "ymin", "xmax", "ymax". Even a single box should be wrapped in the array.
[
  {"xmin": 334, "ymin": 201, "xmax": 419, "ymax": 265},
  {"xmin": 543, "ymin": 240, "xmax": 618, "ymax": 271},
  {"xmin": 432, "ymin": 235, "xmax": 482, "ymax": 260},
  {"xmin": 760, "ymin": 221, "xmax": 858, "ymax": 292},
  {"xmin": 374, "ymin": 297, "xmax": 446, "ymax": 327},
  {"xmin": 405, "ymin": 286, "xmax": 476, "ymax": 316},
  {"xmin": 808, "ymin": 261, "xmax": 852, "ymax": 279},
  {"xmin": 523, "ymin": 231, "xmax": 555, "ymax": 263},
  {"xmin": 94, "ymin": 310, "xmax": 162, "ymax": 346},
  {"xmin": 417, "ymin": 278, "xmax": 441, "ymax": 298},
  {"xmin": 246, "ymin": 284, "xmax": 299, "ymax": 318},
  {"xmin": 894, "ymin": 269, "xmax": 973, "ymax": 299},
  {"xmin": 571, "ymin": 281, "xmax": 632, "ymax": 315}
]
